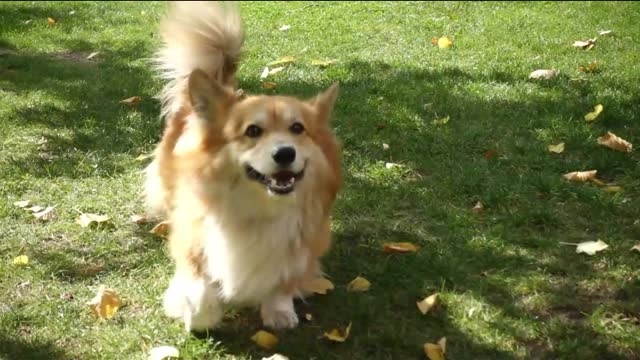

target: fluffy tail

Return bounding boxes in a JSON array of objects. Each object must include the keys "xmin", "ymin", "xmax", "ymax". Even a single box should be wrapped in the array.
[{"xmin": 154, "ymin": 1, "xmax": 244, "ymax": 119}]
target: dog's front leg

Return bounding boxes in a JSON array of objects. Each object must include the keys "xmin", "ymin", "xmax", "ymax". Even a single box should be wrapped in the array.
[
  {"xmin": 163, "ymin": 272, "xmax": 224, "ymax": 332},
  {"xmin": 260, "ymin": 290, "xmax": 299, "ymax": 329}
]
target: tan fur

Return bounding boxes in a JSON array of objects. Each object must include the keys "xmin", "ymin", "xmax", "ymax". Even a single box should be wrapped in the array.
[{"xmin": 145, "ymin": 1, "xmax": 342, "ymax": 332}]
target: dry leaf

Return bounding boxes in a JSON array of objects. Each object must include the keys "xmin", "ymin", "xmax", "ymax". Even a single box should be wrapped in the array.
[
  {"xmin": 120, "ymin": 96, "xmax": 142, "ymax": 106},
  {"xmin": 268, "ymin": 56, "xmax": 295, "ymax": 67},
  {"xmin": 598, "ymin": 30, "xmax": 612, "ymax": 36},
  {"xmin": 150, "ymin": 221, "xmax": 170, "ymax": 237},
  {"xmin": 578, "ymin": 60, "xmax": 599, "ymax": 73},
  {"xmin": 26, "ymin": 205, "xmax": 44, "ymax": 213},
  {"xmin": 33, "ymin": 206, "xmax": 56, "ymax": 221},
  {"xmin": 86, "ymin": 51, "xmax": 100, "ymax": 60},
  {"xmin": 529, "ymin": 69, "xmax": 559, "ymax": 80},
  {"xmin": 563, "ymin": 170, "xmax": 597, "ymax": 182},
  {"xmin": 597, "ymin": 131, "xmax": 632, "ymax": 153},
  {"xmin": 269, "ymin": 67, "xmax": 285, "ymax": 75},
  {"xmin": 47, "ymin": 17, "xmax": 56, "ymax": 26},
  {"xmin": 432, "ymin": 116, "xmax": 450, "ymax": 125},
  {"xmin": 385, "ymin": 162, "xmax": 398, "ymax": 169},
  {"xmin": 584, "ymin": 104, "xmax": 604, "ymax": 122},
  {"xmin": 324, "ymin": 322, "xmax": 352, "ymax": 342},
  {"xmin": 76, "ymin": 213, "xmax": 110, "ymax": 228},
  {"xmin": 304, "ymin": 313, "xmax": 313, "ymax": 321},
  {"xmin": 576, "ymin": 240, "xmax": 608, "ymax": 255},
  {"xmin": 301, "ymin": 277, "xmax": 334, "ymax": 295},
  {"xmin": 631, "ymin": 244, "xmax": 640, "ymax": 253},
  {"xmin": 438, "ymin": 37, "xmax": 453, "ymax": 49},
  {"xmin": 604, "ymin": 186, "xmax": 622, "ymax": 193},
  {"xmin": 346, "ymin": 276, "xmax": 371, "ymax": 292},
  {"xmin": 417, "ymin": 293, "xmax": 439, "ymax": 315},
  {"xmin": 86, "ymin": 286, "xmax": 121, "ymax": 319},
  {"xmin": 311, "ymin": 59, "xmax": 338, "ymax": 67},
  {"xmin": 149, "ymin": 346, "xmax": 179, "ymax": 360},
  {"xmin": 13, "ymin": 255, "xmax": 29, "ymax": 265},
  {"xmin": 135, "ymin": 153, "xmax": 154, "ymax": 161},
  {"xmin": 590, "ymin": 177, "xmax": 606, "ymax": 186},
  {"xmin": 383, "ymin": 242, "xmax": 418, "ymax": 253},
  {"xmin": 279, "ymin": 25, "xmax": 291, "ymax": 31},
  {"xmin": 260, "ymin": 66, "xmax": 270, "ymax": 79},
  {"xmin": 130, "ymin": 214, "xmax": 148, "ymax": 224},
  {"xmin": 13, "ymin": 200, "xmax": 31, "ymax": 208},
  {"xmin": 572, "ymin": 38, "xmax": 597, "ymax": 49},
  {"xmin": 548, "ymin": 142, "xmax": 565, "ymax": 154},
  {"xmin": 424, "ymin": 337, "xmax": 447, "ymax": 360},
  {"xmin": 382, "ymin": 143, "xmax": 390, "ymax": 151},
  {"xmin": 431, "ymin": 37, "xmax": 439, "ymax": 45},
  {"xmin": 68, "ymin": 10, "xmax": 76, "ymax": 15},
  {"xmin": 471, "ymin": 201, "xmax": 484, "ymax": 213},
  {"xmin": 251, "ymin": 330, "xmax": 279, "ymax": 349},
  {"xmin": 263, "ymin": 82, "xmax": 277, "ymax": 89},
  {"xmin": 262, "ymin": 354, "xmax": 289, "ymax": 360},
  {"xmin": 25, "ymin": 19, "xmax": 33, "ymax": 25}
]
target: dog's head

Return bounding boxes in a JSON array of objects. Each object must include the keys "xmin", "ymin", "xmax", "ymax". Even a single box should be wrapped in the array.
[{"xmin": 179, "ymin": 69, "xmax": 341, "ymax": 199}]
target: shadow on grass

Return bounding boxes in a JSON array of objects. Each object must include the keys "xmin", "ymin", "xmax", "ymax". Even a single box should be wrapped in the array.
[{"xmin": 0, "ymin": 333, "xmax": 69, "ymax": 360}]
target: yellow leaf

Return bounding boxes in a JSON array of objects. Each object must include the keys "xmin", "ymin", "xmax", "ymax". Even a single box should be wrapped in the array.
[
  {"xmin": 597, "ymin": 131, "xmax": 632, "ymax": 153},
  {"xmin": 631, "ymin": 244, "xmax": 640, "ymax": 253},
  {"xmin": 150, "ymin": 221, "xmax": 170, "ymax": 238},
  {"xmin": 548, "ymin": 142, "xmax": 565, "ymax": 154},
  {"xmin": 424, "ymin": 337, "xmax": 447, "ymax": 360},
  {"xmin": 529, "ymin": 69, "xmax": 559, "ymax": 80},
  {"xmin": 576, "ymin": 239, "xmax": 608, "ymax": 255},
  {"xmin": 86, "ymin": 286, "xmax": 121, "ymax": 319},
  {"xmin": 120, "ymin": 96, "xmax": 142, "ymax": 106},
  {"xmin": 563, "ymin": 170, "xmax": 597, "ymax": 182},
  {"xmin": 383, "ymin": 242, "xmax": 418, "ymax": 253},
  {"xmin": 590, "ymin": 178, "xmax": 606, "ymax": 186},
  {"xmin": 149, "ymin": 345, "xmax": 179, "ymax": 360},
  {"xmin": 13, "ymin": 200, "xmax": 31, "ymax": 208},
  {"xmin": 130, "ymin": 214, "xmax": 148, "ymax": 224},
  {"xmin": 346, "ymin": 276, "xmax": 371, "ymax": 292},
  {"xmin": 251, "ymin": 330, "xmax": 279, "ymax": 349},
  {"xmin": 311, "ymin": 59, "xmax": 338, "ymax": 67},
  {"xmin": 47, "ymin": 17, "xmax": 56, "ymax": 26},
  {"xmin": 13, "ymin": 255, "xmax": 29, "ymax": 265},
  {"xmin": 324, "ymin": 322, "xmax": 352, "ymax": 342},
  {"xmin": 33, "ymin": 206, "xmax": 56, "ymax": 221},
  {"xmin": 432, "ymin": 116, "xmax": 450, "ymax": 126},
  {"xmin": 431, "ymin": 37, "xmax": 439, "ymax": 45},
  {"xmin": 301, "ymin": 277, "xmax": 334, "ymax": 295},
  {"xmin": 471, "ymin": 201, "xmax": 484, "ymax": 213},
  {"xmin": 263, "ymin": 82, "xmax": 277, "ymax": 89},
  {"xmin": 584, "ymin": 104, "xmax": 603, "ymax": 122},
  {"xmin": 417, "ymin": 293, "xmax": 439, "ymax": 315},
  {"xmin": 604, "ymin": 186, "xmax": 622, "ymax": 193},
  {"xmin": 438, "ymin": 36, "xmax": 453, "ymax": 49},
  {"xmin": 578, "ymin": 60, "xmax": 598, "ymax": 73},
  {"xmin": 268, "ymin": 56, "xmax": 296, "ymax": 67},
  {"xmin": 76, "ymin": 213, "xmax": 110, "ymax": 228}
]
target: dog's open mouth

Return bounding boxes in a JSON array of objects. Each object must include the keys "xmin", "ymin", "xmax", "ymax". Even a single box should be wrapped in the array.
[{"xmin": 245, "ymin": 165, "xmax": 305, "ymax": 195}]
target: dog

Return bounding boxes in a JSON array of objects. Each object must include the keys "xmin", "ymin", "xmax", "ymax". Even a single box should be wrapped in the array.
[{"xmin": 143, "ymin": 1, "xmax": 342, "ymax": 332}]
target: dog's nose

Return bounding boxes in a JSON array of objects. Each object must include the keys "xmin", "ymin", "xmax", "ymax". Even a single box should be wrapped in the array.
[{"xmin": 272, "ymin": 146, "xmax": 296, "ymax": 166}]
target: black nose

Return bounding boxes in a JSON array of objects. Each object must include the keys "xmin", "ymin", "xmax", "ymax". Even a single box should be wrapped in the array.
[{"xmin": 272, "ymin": 146, "xmax": 296, "ymax": 166}]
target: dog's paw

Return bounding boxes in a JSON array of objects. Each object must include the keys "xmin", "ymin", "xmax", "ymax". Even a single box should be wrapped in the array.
[{"xmin": 261, "ymin": 308, "xmax": 299, "ymax": 329}]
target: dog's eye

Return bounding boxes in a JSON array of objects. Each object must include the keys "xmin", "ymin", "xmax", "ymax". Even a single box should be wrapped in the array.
[
  {"xmin": 290, "ymin": 122, "xmax": 305, "ymax": 135},
  {"xmin": 245, "ymin": 124, "xmax": 263, "ymax": 138}
]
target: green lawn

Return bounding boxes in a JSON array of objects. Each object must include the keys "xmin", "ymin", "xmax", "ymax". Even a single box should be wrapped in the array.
[{"xmin": 2, "ymin": 1, "xmax": 640, "ymax": 359}]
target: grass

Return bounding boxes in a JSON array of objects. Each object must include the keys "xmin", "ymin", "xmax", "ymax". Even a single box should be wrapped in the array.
[{"xmin": 1, "ymin": 1, "xmax": 640, "ymax": 359}]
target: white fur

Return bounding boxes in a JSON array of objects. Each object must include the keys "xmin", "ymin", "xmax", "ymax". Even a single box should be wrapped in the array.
[
  {"xmin": 163, "ymin": 273, "xmax": 224, "ymax": 331},
  {"xmin": 260, "ymin": 292, "xmax": 299, "ymax": 329}
]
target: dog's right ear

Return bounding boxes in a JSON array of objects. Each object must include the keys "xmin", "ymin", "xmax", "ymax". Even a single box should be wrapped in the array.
[{"xmin": 188, "ymin": 69, "xmax": 238, "ymax": 125}]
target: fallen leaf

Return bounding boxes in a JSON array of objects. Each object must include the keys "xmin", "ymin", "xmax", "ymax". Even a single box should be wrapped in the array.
[
  {"xmin": 590, "ymin": 177, "xmax": 606, "ymax": 187},
  {"xmin": 86, "ymin": 286, "xmax": 121, "ymax": 319},
  {"xmin": 149, "ymin": 345, "xmax": 179, "ymax": 360},
  {"xmin": 268, "ymin": 67, "xmax": 285, "ymax": 75},
  {"xmin": 311, "ymin": 59, "xmax": 338, "ymax": 67},
  {"xmin": 263, "ymin": 82, "xmax": 277, "ymax": 89},
  {"xmin": 529, "ymin": 69, "xmax": 559, "ymax": 80},
  {"xmin": 268, "ymin": 56, "xmax": 295, "ymax": 67},
  {"xmin": 60, "ymin": 292, "xmax": 74, "ymax": 301},
  {"xmin": 346, "ymin": 276, "xmax": 371, "ymax": 292},
  {"xmin": 33, "ymin": 206, "xmax": 56, "ymax": 221},
  {"xmin": 471, "ymin": 201, "xmax": 484, "ymax": 213},
  {"xmin": 47, "ymin": 17, "xmax": 56, "ymax": 26},
  {"xmin": 324, "ymin": 322, "xmax": 352, "ymax": 342},
  {"xmin": 604, "ymin": 186, "xmax": 622, "ymax": 193},
  {"xmin": 484, "ymin": 150, "xmax": 496, "ymax": 160},
  {"xmin": 262, "ymin": 354, "xmax": 289, "ymax": 360},
  {"xmin": 25, "ymin": 20, "xmax": 33, "ymax": 25},
  {"xmin": 76, "ymin": 213, "xmax": 110, "ymax": 228},
  {"xmin": 304, "ymin": 313, "xmax": 313, "ymax": 321},
  {"xmin": 383, "ymin": 242, "xmax": 418, "ymax": 253},
  {"xmin": 26, "ymin": 205, "xmax": 44, "ymax": 213},
  {"xmin": 260, "ymin": 66, "xmax": 270, "ymax": 79},
  {"xmin": 382, "ymin": 143, "xmax": 390, "ymax": 151},
  {"xmin": 432, "ymin": 116, "xmax": 450, "ymax": 126},
  {"xmin": 424, "ymin": 337, "xmax": 447, "ymax": 360},
  {"xmin": 431, "ymin": 37, "xmax": 439, "ymax": 45},
  {"xmin": 572, "ymin": 38, "xmax": 597, "ymax": 49},
  {"xmin": 135, "ymin": 153, "xmax": 154, "ymax": 161},
  {"xmin": 150, "ymin": 221, "xmax": 170, "ymax": 237},
  {"xmin": 279, "ymin": 24, "xmax": 291, "ymax": 31},
  {"xmin": 385, "ymin": 162, "xmax": 398, "ymax": 169},
  {"xmin": 597, "ymin": 131, "xmax": 632, "ymax": 153},
  {"xmin": 13, "ymin": 200, "xmax": 31, "ymax": 208},
  {"xmin": 576, "ymin": 239, "xmax": 609, "ymax": 255},
  {"xmin": 86, "ymin": 51, "xmax": 100, "ymax": 60},
  {"xmin": 631, "ymin": 244, "xmax": 640, "ymax": 253},
  {"xmin": 417, "ymin": 293, "xmax": 439, "ymax": 315},
  {"xmin": 301, "ymin": 277, "xmax": 334, "ymax": 295},
  {"xmin": 438, "ymin": 37, "xmax": 453, "ymax": 49},
  {"xmin": 578, "ymin": 60, "xmax": 599, "ymax": 73},
  {"xmin": 13, "ymin": 255, "xmax": 29, "ymax": 265},
  {"xmin": 251, "ymin": 330, "xmax": 279, "ymax": 349},
  {"xmin": 598, "ymin": 30, "xmax": 613, "ymax": 36},
  {"xmin": 548, "ymin": 142, "xmax": 565, "ymax": 154},
  {"xmin": 584, "ymin": 104, "xmax": 604, "ymax": 122},
  {"xmin": 563, "ymin": 170, "xmax": 597, "ymax": 182},
  {"xmin": 120, "ymin": 96, "xmax": 142, "ymax": 106},
  {"xmin": 130, "ymin": 214, "xmax": 148, "ymax": 224}
]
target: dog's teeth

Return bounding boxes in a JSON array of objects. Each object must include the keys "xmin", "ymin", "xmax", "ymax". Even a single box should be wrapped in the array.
[{"xmin": 288, "ymin": 177, "xmax": 295, "ymax": 185}]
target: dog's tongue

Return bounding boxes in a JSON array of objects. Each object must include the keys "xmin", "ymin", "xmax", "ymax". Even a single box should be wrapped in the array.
[{"xmin": 272, "ymin": 171, "xmax": 295, "ymax": 182}]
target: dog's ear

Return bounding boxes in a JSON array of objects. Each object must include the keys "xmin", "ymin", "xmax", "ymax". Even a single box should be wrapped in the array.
[
  {"xmin": 309, "ymin": 82, "xmax": 339, "ymax": 124},
  {"xmin": 188, "ymin": 69, "xmax": 237, "ymax": 124}
]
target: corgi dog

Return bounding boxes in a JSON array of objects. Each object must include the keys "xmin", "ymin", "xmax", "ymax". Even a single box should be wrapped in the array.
[{"xmin": 143, "ymin": 1, "xmax": 342, "ymax": 332}]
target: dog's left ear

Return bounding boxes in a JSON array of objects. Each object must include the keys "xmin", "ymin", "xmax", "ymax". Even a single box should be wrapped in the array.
[
  {"xmin": 309, "ymin": 82, "xmax": 339, "ymax": 124},
  {"xmin": 188, "ymin": 69, "xmax": 238, "ymax": 126}
]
